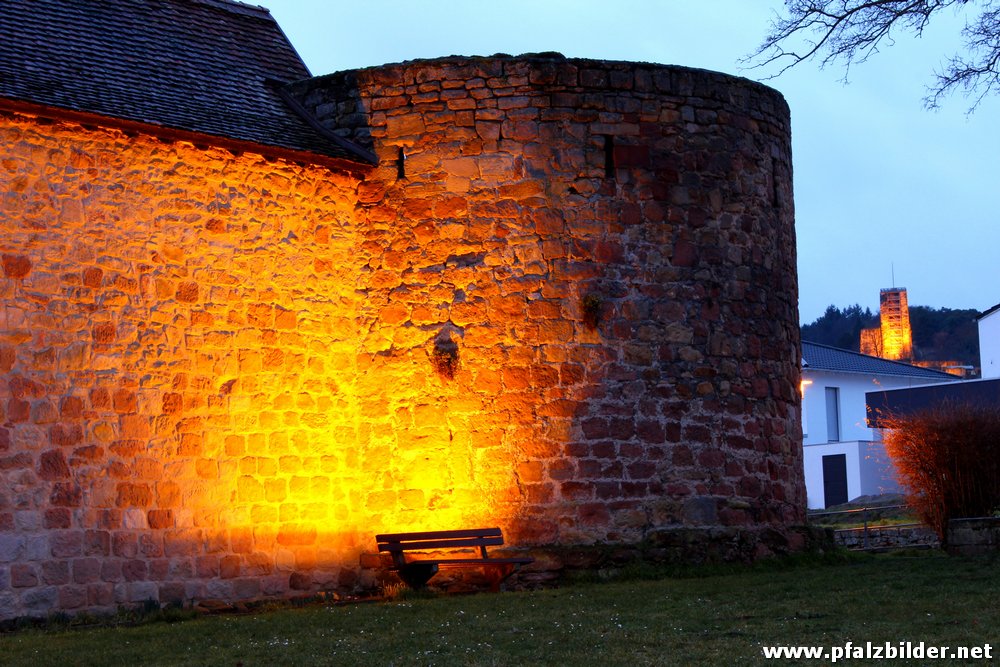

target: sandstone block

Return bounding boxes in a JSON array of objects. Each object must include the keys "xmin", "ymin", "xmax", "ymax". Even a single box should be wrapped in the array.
[
  {"xmin": 147, "ymin": 509, "xmax": 174, "ymax": 529},
  {"xmin": 88, "ymin": 582, "xmax": 115, "ymax": 607},
  {"xmin": 82, "ymin": 267, "xmax": 103, "ymax": 287},
  {"xmin": 83, "ymin": 530, "xmax": 110, "ymax": 556},
  {"xmin": 50, "ymin": 531, "xmax": 84, "ymax": 558},
  {"xmin": 92, "ymin": 322, "xmax": 116, "ymax": 343},
  {"xmin": 50, "ymin": 482, "xmax": 82, "ymax": 507},
  {"xmin": 100, "ymin": 559, "xmax": 123, "ymax": 582},
  {"xmin": 115, "ymin": 483, "xmax": 152, "ymax": 507},
  {"xmin": 38, "ymin": 449, "xmax": 70, "ymax": 480},
  {"xmin": 41, "ymin": 559, "xmax": 70, "ymax": 585},
  {"xmin": 2, "ymin": 254, "xmax": 31, "ymax": 279},
  {"xmin": 7, "ymin": 399, "xmax": 29, "ymax": 423},
  {"xmin": 232, "ymin": 577, "xmax": 261, "ymax": 600},
  {"xmin": 127, "ymin": 581, "xmax": 159, "ymax": 603},
  {"xmin": 73, "ymin": 557, "xmax": 102, "ymax": 583},
  {"xmin": 22, "ymin": 585, "xmax": 58, "ymax": 615},
  {"xmin": 176, "ymin": 281, "xmax": 198, "ymax": 302},
  {"xmin": 10, "ymin": 563, "xmax": 38, "ymax": 587}
]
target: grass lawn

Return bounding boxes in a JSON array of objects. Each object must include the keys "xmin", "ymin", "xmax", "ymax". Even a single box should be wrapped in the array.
[{"xmin": 1, "ymin": 551, "xmax": 997, "ymax": 666}]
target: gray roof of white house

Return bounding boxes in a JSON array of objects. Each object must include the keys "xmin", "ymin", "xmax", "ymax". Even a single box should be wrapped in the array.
[
  {"xmin": 801, "ymin": 341, "xmax": 957, "ymax": 380},
  {"xmin": 978, "ymin": 302, "xmax": 1000, "ymax": 320}
]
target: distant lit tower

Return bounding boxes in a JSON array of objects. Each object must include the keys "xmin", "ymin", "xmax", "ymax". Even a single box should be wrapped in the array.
[
  {"xmin": 860, "ymin": 287, "xmax": 913, "ymax": 360},
  {"xmin": 878, "ymin": 288, "xmax": 913, "ymax": 360}
]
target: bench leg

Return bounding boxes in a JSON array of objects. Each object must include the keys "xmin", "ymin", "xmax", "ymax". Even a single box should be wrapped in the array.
[{"xmin": 398, "ymin": 562, "xmax": 439, "ymax": 590}]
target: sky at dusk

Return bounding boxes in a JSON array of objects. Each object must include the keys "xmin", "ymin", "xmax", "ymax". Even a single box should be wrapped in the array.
[{"xmin": 262, "ymin": 0, "xmax": 999, "ymax": 325}]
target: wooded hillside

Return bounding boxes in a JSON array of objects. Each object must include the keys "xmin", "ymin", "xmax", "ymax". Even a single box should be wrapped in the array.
[{"xmin": 801, "ymin": 304, "xmax": 980, "ymax": 368}]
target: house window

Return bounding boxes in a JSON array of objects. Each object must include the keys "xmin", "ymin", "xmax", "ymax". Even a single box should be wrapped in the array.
[{"xmin": 825, "ymin": 387, "xmax": 840, "ymax": 442}]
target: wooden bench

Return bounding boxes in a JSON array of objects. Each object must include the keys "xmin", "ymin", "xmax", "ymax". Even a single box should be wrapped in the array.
[{"xmin": 376, "ymin": 528, "xmax": 533, "ymax": 592}]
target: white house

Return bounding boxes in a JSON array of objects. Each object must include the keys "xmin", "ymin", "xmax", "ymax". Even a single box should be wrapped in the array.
[
  {"xmin": 978, "ymin": 303, "xmax": 1000, "ymax": 379},
  {"xmin": 801, "ymin": 341, "xmax": 956, "ymax": 509}
]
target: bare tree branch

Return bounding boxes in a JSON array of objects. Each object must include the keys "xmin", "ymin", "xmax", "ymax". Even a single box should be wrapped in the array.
[
  {"xmin": 928, "ymin": 3, "xmax": 1000, "ymax": 109},
  {"xmin": 745, "ymin": 0, "xmax": 1000, "ymax": 112}
]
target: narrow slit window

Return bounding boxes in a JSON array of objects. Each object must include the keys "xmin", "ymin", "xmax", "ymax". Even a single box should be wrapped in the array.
[
  {"xmin": 603, "ymin": 135, "xmax": 615, "ymax": 178},
  {"xmin": 396, "ymin": 147, "xmax": 406, "ymax": 180},
  {"xmin": 771, "ymin": 156, "xmax": 781, "ymax": 209}
]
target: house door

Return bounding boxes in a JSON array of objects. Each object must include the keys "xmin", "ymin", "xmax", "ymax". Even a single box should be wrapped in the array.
[{"xmin": 822, "ymin": 454, "xmax": 848, "ymax": 508}]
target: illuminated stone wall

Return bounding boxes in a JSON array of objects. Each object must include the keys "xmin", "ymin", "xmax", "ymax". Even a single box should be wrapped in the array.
[
  {"xmin": 0, "ymin": 114, "xmax": 374, "ymax": 619},
  {"xmin": 0, "ymin": 55, "xmax": 805, "ymax": 620}
]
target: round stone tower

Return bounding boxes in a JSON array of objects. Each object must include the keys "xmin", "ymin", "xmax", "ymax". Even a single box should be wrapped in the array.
[{"xmin": 290, "ymin": 54, "xmax": 805, "ymax": 559}]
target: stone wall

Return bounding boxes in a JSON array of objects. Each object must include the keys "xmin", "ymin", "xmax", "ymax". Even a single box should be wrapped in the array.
[
  {"xmin": 0, "ymin": 113, "xmax": 371, "ymax": 619},
  {"xmin": 0, "ymin": 55, "xmax": 804, "ymax": 621},
  {"xmin": 947, "ymin": 517, "xmax": 1000, "ymax": 556}
]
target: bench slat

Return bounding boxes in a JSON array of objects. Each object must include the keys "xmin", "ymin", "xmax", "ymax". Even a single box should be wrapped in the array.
[
  {"xmin": 378, "ymin": 536, "xmax": 503, "ymax": 552},
  {"xmin": 409, "ymin": 557, "xmax": 533, "ymax": 566},
  {"xmin": 376, "ymin": 527, "xmax": 502, "ymax": 542}
]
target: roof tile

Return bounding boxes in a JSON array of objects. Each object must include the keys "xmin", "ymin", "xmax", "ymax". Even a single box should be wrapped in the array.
[
  {"xmin": 0, "ymin": 0, "xmax": 370, "ymax": 164},
  {"xmin": 802, "ymin": 341, "xmax": 957, "ymax": 380}
]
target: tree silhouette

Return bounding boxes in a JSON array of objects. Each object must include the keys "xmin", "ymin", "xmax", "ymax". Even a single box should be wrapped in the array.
[
  {"xmin": 801, "ymin": 303, "xmax": 980, "ymax": 366},
  {"xmin": 749, "ymin": 0, "xmax": 1000, "ymax": 110},
  {"xmin": 801, "ymin": 304, "xmax": 877, "ymax": 351}
]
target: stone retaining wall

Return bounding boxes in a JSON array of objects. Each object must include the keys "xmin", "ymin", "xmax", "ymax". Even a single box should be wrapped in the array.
[
  {"xmin": 947, "ymin": 517, "xmax": 1000, "ymax": 555},
  {"xmin": 833, "ymin": 525, "xmax": 939, "ymax": 550}
]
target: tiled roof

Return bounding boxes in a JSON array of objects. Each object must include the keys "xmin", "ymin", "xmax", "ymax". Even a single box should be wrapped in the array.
[
  {"xmin": 802, "ymin": 341, "xmax": 957, "ymax": 380},
  {"xmin": 0, "ymin": 0, "xmax": 372, "ymax": 165}
]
